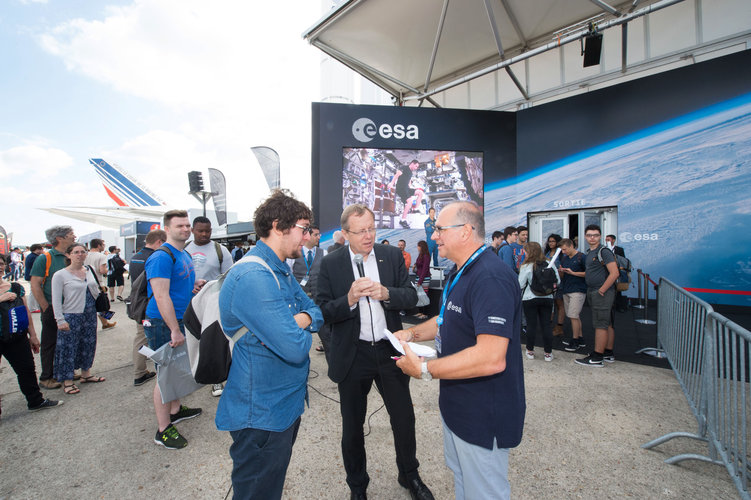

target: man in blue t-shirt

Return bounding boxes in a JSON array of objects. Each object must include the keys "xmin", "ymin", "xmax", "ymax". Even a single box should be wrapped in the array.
[
  {"xmin": 395, "ymin": 201, "xmax": 525, "ymax": 500},
  {"xmin": 144, "ymin": 210, "xmax": 206, "ymax": 449}
]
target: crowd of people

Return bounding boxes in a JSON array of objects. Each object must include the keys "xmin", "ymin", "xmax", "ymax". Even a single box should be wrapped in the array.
[{"xmin": 1, "ymin": 193, "xmax": 630, "ymax": 500}]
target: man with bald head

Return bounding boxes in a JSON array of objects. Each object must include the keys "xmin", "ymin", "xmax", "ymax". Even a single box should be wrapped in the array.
[{"xmin": 394, "ymin": 201, "xmax": 525, "ymax": 500}]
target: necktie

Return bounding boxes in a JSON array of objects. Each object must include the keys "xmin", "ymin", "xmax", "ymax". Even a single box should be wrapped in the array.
[{"xmin": 306, "ymin": 249, "xmax": 314, "ymax": 268}]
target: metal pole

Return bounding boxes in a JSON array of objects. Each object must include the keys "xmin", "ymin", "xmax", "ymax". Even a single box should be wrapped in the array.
[
  {"xmin": 634, "ymin": 269, "xmax": 645, "ymax": 309},
  {"xmin": 636, "ymin": 272, "xmax": 656, "ymax": 325}
]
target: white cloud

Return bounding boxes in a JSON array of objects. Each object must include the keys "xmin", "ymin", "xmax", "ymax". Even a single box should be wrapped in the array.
[
  {"xmin": 38, "ymin": 0, "xmax": 321, "ymax": 208},
  {"xmin": 0, "ymin": 144, "xmax": 74, "ymax": 178}
]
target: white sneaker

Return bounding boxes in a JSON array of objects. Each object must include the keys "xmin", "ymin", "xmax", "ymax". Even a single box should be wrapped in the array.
[
  {"xmin": 544, "ymin": 352, "xmax": 553, "ymax": 362},
  {"xmin": 211, "ymin": 383, "xmax": 224, "ymax": 397},
  {"xmin": 525, "ymin": 350, "xmax": 534, "ymax": 360}
]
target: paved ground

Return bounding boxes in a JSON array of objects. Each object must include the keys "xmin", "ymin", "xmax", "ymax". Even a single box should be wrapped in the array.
[{"xmin": 0, "ymin": 283, "xmax": 741, "ymax": 499}]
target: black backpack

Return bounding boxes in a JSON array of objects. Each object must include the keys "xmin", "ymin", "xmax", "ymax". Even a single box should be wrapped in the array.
[
  {"xmin": 1, "ymin": 282, "xmax": 29, "ymax": 341},
  {"xmin": 126, "ymin": 247, "xmax": 175, "ymax": 322},
  {"xmin": 109, "ymin": 254, "xmax": 126, "ymax": 273},
  {"xmin": 529, "ymin": 262, "xmax": 558, "ymax": 296}
]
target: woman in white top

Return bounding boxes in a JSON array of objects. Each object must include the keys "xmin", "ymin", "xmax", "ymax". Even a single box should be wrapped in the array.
[
  {"xmin": 518, "ymin": 242, "xmax": 560, "ymax": 361},
  {"xmin": 51, "ymin": 243, "xmax": 106, "ymax": 394}
]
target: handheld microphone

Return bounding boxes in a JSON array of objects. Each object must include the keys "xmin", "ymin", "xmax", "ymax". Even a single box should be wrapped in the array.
[
  {"xmin": 353, "ymin": 253, "xmax": 369, "ymax": 304},
  {"xmin": 353, "ymin": 254, "xmax": 365, "ymax": 278}
]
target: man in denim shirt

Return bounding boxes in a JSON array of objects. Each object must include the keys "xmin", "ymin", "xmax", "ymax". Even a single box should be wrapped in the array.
[{"xmin": 217, "ymin": 190, "xmax": 323, "ymax": 500}]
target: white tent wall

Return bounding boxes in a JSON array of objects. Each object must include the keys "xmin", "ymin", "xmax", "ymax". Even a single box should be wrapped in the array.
[{"xmin": 312, "ymin": 0, "xmax": 751, "ymax": 111}]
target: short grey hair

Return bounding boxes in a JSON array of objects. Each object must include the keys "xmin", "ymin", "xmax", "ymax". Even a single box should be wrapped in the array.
[
  {"xmin": 450, "ymin": 202, "xmax": 485, "ymax": 242},
  {"xmin": 332, "ymin": 230, "xmax": 343, "ymax": 242},
  {"xmin": 45, "ymin": 225, "xmax": 74, "ymax": 245},
  {"xmin": 341, "ymin": 204, "xmax": 375, "ymax": 231}
]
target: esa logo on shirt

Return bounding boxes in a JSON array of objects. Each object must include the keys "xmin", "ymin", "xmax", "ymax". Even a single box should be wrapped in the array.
[{"xmin": 447, "ymin": 301, "xmax": 462, "ymax": 314}]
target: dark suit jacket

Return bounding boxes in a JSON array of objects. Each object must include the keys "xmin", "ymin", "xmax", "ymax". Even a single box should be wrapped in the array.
[{"xmin": 317, "ymin": 243, "xmax": 417, "ymax": 383}]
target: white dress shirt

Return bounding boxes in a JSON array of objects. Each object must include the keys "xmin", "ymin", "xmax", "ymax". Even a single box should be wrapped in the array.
[{"xmin": 349, "ymin": 247, "xmax": 388, "ymax": 342}]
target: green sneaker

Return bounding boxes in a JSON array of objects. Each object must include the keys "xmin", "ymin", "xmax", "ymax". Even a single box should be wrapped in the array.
[
  {"xmin": 170, "ymin": 405, "xmax": 202, "ymax": 424},
  {"xmin": 154, "ymin": 424, "xmax": 188, "ymax": 449}
]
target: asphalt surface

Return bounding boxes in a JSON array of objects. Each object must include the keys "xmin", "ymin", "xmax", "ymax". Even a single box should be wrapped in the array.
[{"xmin": 0, "ymin": 281, "xmax": 740, "ymax": 499}]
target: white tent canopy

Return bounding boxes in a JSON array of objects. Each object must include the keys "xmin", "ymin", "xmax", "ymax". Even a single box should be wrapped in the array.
[{"xmin": 305, "ymin": 0, "xmax": 751, "ymax": 109}]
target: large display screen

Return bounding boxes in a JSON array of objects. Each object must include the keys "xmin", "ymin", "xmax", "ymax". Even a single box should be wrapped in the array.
[{"xmin": 342, "ymin": 148, "xmax": 483, "ymax": 229}]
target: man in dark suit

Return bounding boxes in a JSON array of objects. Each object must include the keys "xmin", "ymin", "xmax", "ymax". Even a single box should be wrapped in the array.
[
  {"xmin": 289, "ymin": 226, "xmax": 330, "ymax": 357},
  {"xmin": 605, "ymin": 234, "xmax": 625, "ymax": 257},
  {"xmin": 606, "ymin": 234, "xmax": 628, "ymax": 311},
  {"xmin": 327, "ymin": 230, "xmax": 346, "ymax": 253},
  {"xmin": 317, "ymin": 205, "xmax": 433, "ymax": 500}
]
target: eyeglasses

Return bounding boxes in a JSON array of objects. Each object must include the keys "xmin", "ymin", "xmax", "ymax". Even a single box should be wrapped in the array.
[
  {"xmin": 345, "ymin": 227, "xmax": 376, "ymax": 237},
  {"xmin": 585, "ymin": 233, "xmax": 601, "ymax": 238},
  {"xmin": 435, "ymin": 223, "xmax": 474, "ymax": 235},
  {"xmin": 294, "ymin": 224, "xmax": 312, "ymax": 235}
]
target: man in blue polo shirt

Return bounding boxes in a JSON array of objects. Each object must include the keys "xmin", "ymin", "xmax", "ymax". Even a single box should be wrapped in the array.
[
  {"xmin": 144, "ymin": 210, "xmax": 205, "ymax": 449},
  {"xmin": 395, "ymin": 201, "xmax": 525, "ymax": 500}
]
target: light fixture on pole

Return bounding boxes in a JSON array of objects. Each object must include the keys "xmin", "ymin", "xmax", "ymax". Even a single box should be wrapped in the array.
[{"xmin": 187, "ymin": 170, "xmax": 213, "ymax": 216}]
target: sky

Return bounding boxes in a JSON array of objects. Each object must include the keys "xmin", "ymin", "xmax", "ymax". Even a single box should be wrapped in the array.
[{"xmin": 0, "ymin": 0, "xmax": 326, "ymax": 245}]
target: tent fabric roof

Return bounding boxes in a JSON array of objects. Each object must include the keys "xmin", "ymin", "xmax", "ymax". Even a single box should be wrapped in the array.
[{"xmin": 304, "ymin": 0, "xmax": 687, "ymax": 105}]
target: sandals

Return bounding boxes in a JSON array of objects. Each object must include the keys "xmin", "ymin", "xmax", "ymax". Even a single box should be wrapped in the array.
[
  {"xmin": 79, "ymin": 375, "xmax": 106, "ymax": 384},
  {"xmin": 63, "ymin": 383, "xmax": 80, "ymax": 394}
]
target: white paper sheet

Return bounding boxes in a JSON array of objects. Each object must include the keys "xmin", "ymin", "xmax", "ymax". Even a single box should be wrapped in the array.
[
  {"xmin": 546, "ymin": 248, "xmax": 562, "ymax": 268},
  {"xmin": 384, "ymin": 328, "xmax": 437, "ymax": 358}
]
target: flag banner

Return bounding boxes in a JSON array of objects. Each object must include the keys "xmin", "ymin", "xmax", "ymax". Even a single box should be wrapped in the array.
[
  {"xmin": 251, "ymin": 146, "xmax": 280, "ymax": 190},
  {"xmin": 208, "ymin": 168, "xmax": 227, "ymax": 226}
]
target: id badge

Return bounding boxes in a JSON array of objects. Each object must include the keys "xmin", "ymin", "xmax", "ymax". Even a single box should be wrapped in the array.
[
  {"xmin": 434, "ymin": 326, "xmax": 441, "ymax": 354},
  {"xmin": 300, "ymin": 278, "xmax": 308, "ymax": 287}
]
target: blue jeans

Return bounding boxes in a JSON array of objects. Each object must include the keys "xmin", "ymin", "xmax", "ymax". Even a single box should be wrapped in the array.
[
  {"xmin": 442, "ymin": 417, "xmax": 510, "ymax": 500},
  {"xmin": 229, "ymin": 417, "xmax": 301, "ymax": 500},
  {"xmin": 144, "ymin": 317, "xmax": 184, "ymax": 350}
]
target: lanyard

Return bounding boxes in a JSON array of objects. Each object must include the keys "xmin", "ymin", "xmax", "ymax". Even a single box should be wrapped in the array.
[{"xmin": 436, "ymin": 245, "xmax": 486, "ymax": 326}]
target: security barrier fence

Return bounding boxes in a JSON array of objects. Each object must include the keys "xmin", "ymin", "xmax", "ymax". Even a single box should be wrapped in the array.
[{"xmin": 642, "ymin": 278, "xmax": 751, "ymax": 499}]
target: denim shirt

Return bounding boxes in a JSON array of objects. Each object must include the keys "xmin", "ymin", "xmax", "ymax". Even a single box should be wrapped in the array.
[{"xmin": 215, "ymin": 241, "xmax": 323, "ymax": 432}]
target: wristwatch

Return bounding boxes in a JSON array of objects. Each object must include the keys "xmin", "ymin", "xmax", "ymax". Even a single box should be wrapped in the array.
[{"xmin": 420, "ymin": 361, "xmax": 432, "ymax": 381}]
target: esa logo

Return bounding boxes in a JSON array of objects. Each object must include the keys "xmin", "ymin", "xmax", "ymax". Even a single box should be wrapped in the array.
[{"xmin": 352, "ymin": 118, "xmax": 419, "ymax": 142}]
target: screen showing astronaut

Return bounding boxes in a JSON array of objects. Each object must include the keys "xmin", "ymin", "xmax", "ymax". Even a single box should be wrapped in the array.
[{"xmin": 342, "ymin": 148, "xmax": 484, "ymax": 229}]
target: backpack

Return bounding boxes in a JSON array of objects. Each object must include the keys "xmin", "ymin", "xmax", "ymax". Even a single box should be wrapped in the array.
[
  {"xmin": 597, "ymin": 247, "xmax": 631, "ymax": 290},
  {"xmin": 183, "ymin": 255, "xmax": 279, "ymax": 385},
  {"xmin": 529, "ymin": 261, "xmax": 558, "ymax": 296},
  {"xmin": 109, "ymin": 254, "xmax": 126, "ymax": 273},
  {"xmin": 1, "ymin": 282, "xmax": 29, "ymax": 341},
  {"xmin": 126, "ymin": 247, "xmax": 175, "ymax": 322}
]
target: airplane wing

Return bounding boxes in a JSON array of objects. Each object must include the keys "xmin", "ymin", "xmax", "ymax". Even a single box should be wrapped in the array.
[{"xmin": 39, "ymin": 206, "xmax": 167, "ymax": 229}]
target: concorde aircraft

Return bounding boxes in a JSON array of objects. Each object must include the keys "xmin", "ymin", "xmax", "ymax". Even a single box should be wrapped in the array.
[{"xmin": 40, "ymin": 159, "xmax": 170, "ymax": 229}]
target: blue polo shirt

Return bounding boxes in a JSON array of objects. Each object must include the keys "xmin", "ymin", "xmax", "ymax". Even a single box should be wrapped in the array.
[
  {"xmin": 439, "ymin": 247, "xmax": 525, "ymax": 450},
  {"xmin": 145, "ymin": 243, "xmax": 195, "ymax": 320},
  {"xmin": 559, "ymin": 251, "xmax": 587, "ymax": 294}
]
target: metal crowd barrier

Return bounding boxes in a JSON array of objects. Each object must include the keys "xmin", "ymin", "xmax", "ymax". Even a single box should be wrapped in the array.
[
  {"xmin": 703, "ymin": 312, "xmax": 751, "ymax": 498},
  {"xmin": 642, "ymin": 278, "xmax": 714, "ymax": 435},
  {"xmin": 642, "ymin": 278, "xmax": 751, "ymax": 499}
]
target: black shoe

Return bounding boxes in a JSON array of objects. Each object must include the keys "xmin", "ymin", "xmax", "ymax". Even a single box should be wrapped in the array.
[
  {"xmin": 170, "ymin": 405, "xmax": 202, "ymax": 424},
  {"xmin": 399, "ymin": 219, "xmax": 410, "ymax": 229},
  {"xmin": 350, "ymin": 491, "xmax": 367, "ymax": 500},
  {"xmin": 28, "ymin": 398, "xmax": 64, "ymax": 412},
  {"xmin": 398, "ymin": 474, "xmax": 434, "ymax": 500},
  {"xmin": 574, "ymin": 353, "xmax": 604, "ymax": 367},
  {"xmin": 134, "ymin": 371, "xmax": 156, "ymax": 386}
]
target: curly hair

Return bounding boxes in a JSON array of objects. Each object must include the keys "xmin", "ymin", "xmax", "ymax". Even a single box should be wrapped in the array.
[{"xmin": 253, "ymin": 189, "xmax": 313, "ymax": 238}]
